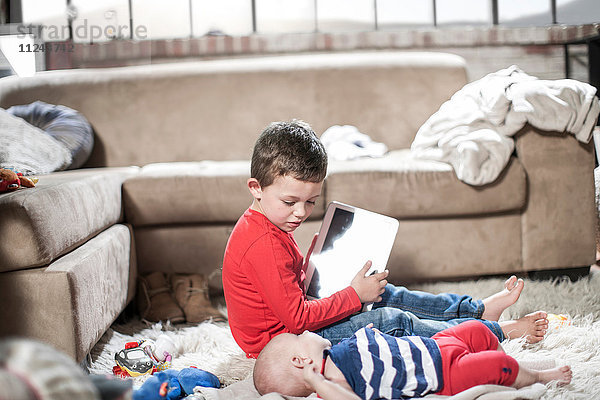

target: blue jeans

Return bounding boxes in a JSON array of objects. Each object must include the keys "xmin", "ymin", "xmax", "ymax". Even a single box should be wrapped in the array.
[{"xmin": 314, "ymin": 284, "xmax": 504, "ymax": 344}]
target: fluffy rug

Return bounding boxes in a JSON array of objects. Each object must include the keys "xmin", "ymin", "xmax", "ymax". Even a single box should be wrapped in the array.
[{"xmin": 88, "ymin": 270, "xmax": 600, "ymax": 399}]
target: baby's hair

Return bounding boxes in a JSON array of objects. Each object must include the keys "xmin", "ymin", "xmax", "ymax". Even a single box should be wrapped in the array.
[
  {"xmin": 251, "ymin": 120, "xmax": 327, "ymax": 188},
  {"xmin": 253, "ymin": 334, "xmax": 307, "ymax": 396}
]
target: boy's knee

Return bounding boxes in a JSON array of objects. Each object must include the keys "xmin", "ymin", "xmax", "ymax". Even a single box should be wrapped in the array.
[{"xmin": 367, "ymin": 307, "xmax": 414, "ymax": 336}]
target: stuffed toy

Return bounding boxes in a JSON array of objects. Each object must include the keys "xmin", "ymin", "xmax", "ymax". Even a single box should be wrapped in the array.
[
  {"xmin": 0, "ymin": 168, "xmax": 37, "ymax": 193},
  {"xmin": 133, "ymin": 367, "xmax": 220, "ymax": 400}
]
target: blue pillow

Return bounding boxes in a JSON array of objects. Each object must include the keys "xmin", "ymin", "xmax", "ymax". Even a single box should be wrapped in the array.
[{"xmin": 7, "ymin": 101, "xmax": 94, "ymax": 170}]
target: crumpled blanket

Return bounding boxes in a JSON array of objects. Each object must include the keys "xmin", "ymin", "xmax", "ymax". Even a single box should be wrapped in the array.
[
  {"xmin": 321, "ymin": 125, "xmax": 388, "ymax": 161},
  {"xmin": 411, "ymin": 66, "xmax": 600, "ymax": 185},
  {"xmin": 195, "ymin": 377, "xmax": 546, "ymax": 400}
]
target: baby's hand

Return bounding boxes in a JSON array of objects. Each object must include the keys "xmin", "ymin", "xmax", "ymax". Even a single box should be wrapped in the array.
[
  {"xmin": 351, "ymin": 261, "xmax": 388, "ymax": 303},
  {"xmin": 302, "ymin": 359, "xmax": 323, "ymax": 387},
  {"xmin": 365, "ymin": 323, "xmax": 382, "ymax": 334}
]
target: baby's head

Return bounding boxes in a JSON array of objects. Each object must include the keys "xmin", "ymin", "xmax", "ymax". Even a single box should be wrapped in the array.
[
  {"xmin": 251, "ymin": 120, "xmax": 327, "ymax": 189},
  {"xmin": 253, "ymin": 331, "xmax": 331, "ymax": 397}
]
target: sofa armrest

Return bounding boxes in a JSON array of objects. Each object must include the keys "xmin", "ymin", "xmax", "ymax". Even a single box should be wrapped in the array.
[{"xmin": 515, "ymin": 125, "xmax": 596, "ymax": 271}]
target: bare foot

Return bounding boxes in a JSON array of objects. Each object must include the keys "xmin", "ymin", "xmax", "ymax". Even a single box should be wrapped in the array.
[
  {"xmin": 500, "ymin": 311, "xmax": 549, "ymax": 343},
  {"xmin": 538, "ymin": 365, "xmax": 572, "ymax": 385},
  {"xmin": 481, "ymin": 276, "xmax": 524, "ymax": 321}
]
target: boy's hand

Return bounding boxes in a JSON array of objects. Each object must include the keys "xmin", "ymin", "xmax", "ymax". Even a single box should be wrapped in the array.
[{"xmin": 350, "ymin": 261, "xmax": 388, "ymax": 303}]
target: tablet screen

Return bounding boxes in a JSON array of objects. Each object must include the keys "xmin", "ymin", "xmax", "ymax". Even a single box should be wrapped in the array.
[{"xmin": 305, "ymin": 202, "xmax": 398, "ymax": 299}]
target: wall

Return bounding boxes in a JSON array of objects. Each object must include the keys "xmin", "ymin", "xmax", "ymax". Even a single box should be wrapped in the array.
[{"xmin": 45, "ymin": 23, "xmax": 599, "ymax": 83}]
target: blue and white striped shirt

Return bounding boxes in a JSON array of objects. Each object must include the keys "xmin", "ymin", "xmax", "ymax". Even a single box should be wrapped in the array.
[{"xmin": 328, "ymin": 327, "xmax": 443, "ymax": 399}]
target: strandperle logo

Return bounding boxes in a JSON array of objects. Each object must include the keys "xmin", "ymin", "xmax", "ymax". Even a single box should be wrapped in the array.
[{"xmin": 16, "ymin": 20, "xmax": 148, "ymax": 41}]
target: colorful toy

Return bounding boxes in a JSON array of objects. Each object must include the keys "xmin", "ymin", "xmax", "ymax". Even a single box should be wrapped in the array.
[
  {"xmin": 113, "ymin": 336, "xmax": 175, "ymax": 378},
  {"xmin": 133, "ymin": 367, "xmax": 220, "ymax": 400},
  {"xmin": 115, "ymin": 346, "xmax": 156, "ymax": 377},
  {"xmin": 0, "ymin": 168, "xmax": 37, "ymax": 193},
  {"xmin": 547, "ymin": 313, "xmax": 572, "ymax": 330}
]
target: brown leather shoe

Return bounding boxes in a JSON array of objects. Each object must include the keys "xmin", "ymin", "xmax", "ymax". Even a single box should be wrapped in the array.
[
  {"xmin": 170, "ymin": 273, "xmax": 226, "ymax": 323},
  {"xmin": 137, "ymin": 271, "xmax": 185, "ymax": 323}
]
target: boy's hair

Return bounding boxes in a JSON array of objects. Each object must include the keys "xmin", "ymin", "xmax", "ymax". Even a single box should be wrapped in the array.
[{"xmin": 251, "ymin": 120, "xmax": 327, "ymax": 187}]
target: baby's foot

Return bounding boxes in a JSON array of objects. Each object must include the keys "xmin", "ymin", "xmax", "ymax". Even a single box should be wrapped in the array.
[
  {"xmin": 500, "ymin": 311, "xmax": 548, "ymax": 343},
  {"xmin": 538, "ymin": 365, "xmax": 572, "ymax": 385},
  {"xmin": 481, "ymin": 276, "xmax": 524, "ymax": 321}
]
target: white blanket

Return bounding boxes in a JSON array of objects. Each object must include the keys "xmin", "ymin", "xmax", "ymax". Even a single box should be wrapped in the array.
[
  {"xmin": 410, "ymin": 66, "xmax": 600, "ymax": 185},
  {"xmin": 195, "ymin": 377, "xmax": 547, "ymax": 400},
  {"xmin": 321, "ymin": 125, "xmax": 388, "ymax": 161}
]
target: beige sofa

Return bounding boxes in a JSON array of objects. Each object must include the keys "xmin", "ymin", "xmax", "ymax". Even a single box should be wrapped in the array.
[{"xmin": 0, "ymin": 51, "xmax": 595, "ymax": 362}]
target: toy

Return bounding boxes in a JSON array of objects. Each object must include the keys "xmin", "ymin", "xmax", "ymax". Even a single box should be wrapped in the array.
[
  {"xmin": 113, "ymin": 337, "xmax": 174, "ymax": 378},
  {"xmin": 115, "ymin": 346, "xmax": 155, "ymax": 377},
  {"xmin": 133, "ymin": 367, "xmax": 220, "ymax": 400},
  {"xmin": 547, "ymin": 313, "xmax": 572, "ymax": 330},
  {"xmin": 0, "ymin": 168, "xmax": 37, "ymax": 193},
  {"xmin": 152, "ymin": 334, "xmax": 178, "ymax": 363}
]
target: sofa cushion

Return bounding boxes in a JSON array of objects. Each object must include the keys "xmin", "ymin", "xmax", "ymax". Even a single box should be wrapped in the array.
[
  {"xmin": 325, "ymin": 150, "xmax": 526, "ymax": 218},
  {"xmin": 0, "ymin": 224, "xmax": 134, "ymax": 361},
  {"xmin": 0, "ymin": 167, "xmax": 139, "ymax": 272},
  {"xmin": 123, "ymin": 161, "xmax": 327, "ymax": 227}
]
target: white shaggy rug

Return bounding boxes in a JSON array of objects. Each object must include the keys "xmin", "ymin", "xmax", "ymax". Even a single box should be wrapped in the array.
[{"xmin": 89, "ymin": 270, "xmax": 600, "ymax": 399}]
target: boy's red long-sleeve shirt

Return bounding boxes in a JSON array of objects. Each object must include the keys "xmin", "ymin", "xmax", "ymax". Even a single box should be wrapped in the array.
[{"xmin": 222, "ymin": 208, "xmax": 362, "ymax": 358}]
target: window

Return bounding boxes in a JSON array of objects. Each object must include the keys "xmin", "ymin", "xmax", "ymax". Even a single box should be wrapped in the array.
[
  {"xmin": 132, "ymin": 0, "xmax": 191, "ymax": 39},
  {"xmin": 377, "ymin": 0, "xmax": 434, "ymax": 29},
  {"xmin": 14, "ymin": 0, "xmax": 600, "ymax": 41},
  {"xmin": 498, "ymin": 0, "xmax": 551, "ymax": 26},
  {"xmin": 192, "ymin": 0, "xmax": 252, "ymax": 36},
  {"xmin": 557, "ymin": 0, "xmax": 600, "ymax": 25},
  {"xmin": 436, "ymin": 0, "xmax": 491, "ymax": 26},
  {"xmin": 317, "ymin": 0, "xmax": 375, "ymax": 32},
  {"xmin": 21, "ymin": 0, "xmax": 69, "ymax": 41},
  {"xmin": 256, "ymin": 0, "xmax": 315, "ymax": 34},
  {"xmin": 71, "ymin": 0, "xmax": 130, "ymax": 43}
]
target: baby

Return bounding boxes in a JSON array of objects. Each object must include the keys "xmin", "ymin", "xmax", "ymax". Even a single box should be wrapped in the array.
[{"xmin": 253, "ymin": 320, "xmax": 571, "ymax": 399}]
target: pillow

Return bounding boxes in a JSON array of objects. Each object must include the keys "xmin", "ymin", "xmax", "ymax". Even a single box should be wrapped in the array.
[
  {"xmin": 0, "ymin": 108, "xmax": 71, "ymax": 175},
  {"xmin": 7, "ymin": 101, "xmax": 94, "ymax": 170}
]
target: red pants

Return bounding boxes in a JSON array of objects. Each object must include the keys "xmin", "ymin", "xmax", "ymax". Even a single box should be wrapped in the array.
[{"xmin": 432, "ymin": 320, "xmax": 519, "ymax": 395}]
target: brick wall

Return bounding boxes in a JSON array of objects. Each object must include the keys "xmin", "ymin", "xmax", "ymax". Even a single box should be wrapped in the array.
[{"xmin": 46, "ymin": 23, "xmax": 599, "ymax": 83}]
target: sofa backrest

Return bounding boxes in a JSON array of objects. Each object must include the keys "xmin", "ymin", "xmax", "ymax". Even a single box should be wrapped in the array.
[{"xmin": 0, "ymin": 51, "xmax": 467, "ymax": 168}]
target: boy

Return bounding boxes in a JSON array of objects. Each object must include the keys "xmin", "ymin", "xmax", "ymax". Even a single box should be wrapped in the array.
[
  {"xmin": 222, "ymin": 120, "xmax": 548, "ymax": 358},
  {"xmin": 252, "ymin": 321, "xmax": 572, "ymax": 399}
]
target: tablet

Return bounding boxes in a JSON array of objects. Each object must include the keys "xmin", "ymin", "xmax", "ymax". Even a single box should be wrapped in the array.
[{"xmin": 304, "ymin": 201, "xmax": 399, "ymax": 301}]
